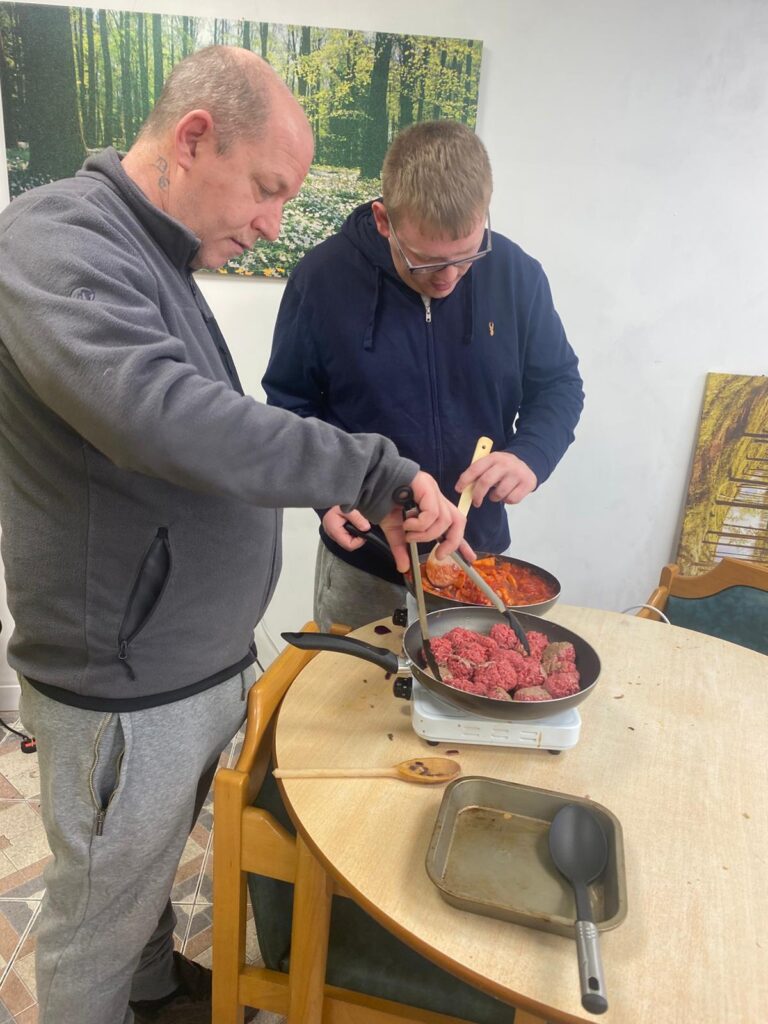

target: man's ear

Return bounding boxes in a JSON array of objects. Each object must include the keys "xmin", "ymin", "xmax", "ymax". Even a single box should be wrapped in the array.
[
  {"xmin": 175, "ymin": 110, "xmax": 215, "ymax": 170},
  {"xmin": 371, "ymin": 200, "xmax": 390, "ymax": 240}
]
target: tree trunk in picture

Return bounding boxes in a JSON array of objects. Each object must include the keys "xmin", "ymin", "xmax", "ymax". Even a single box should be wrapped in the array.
[
  {"xmin": 242, "ymin": 21, "xmax": 251, "ymax": 50},
  {"xmin": 19, "ymin": 3, "xmax": 86, "ymax": 179},
  {"xmin": 398, "ymin": 35, "xmax": 415, "ymax": 130},
  {"xmin": 259, "ymin": 23, "xmax": 268, "ymax": 60},
  {"xmin": 137, "ymin": 13, "xmax": 149, "ymax": 125},
  {"xmin": 0, "ymin": 27, "xmax": 20, "ymax": 146},
  {"xmin": 181, "ymin": 17, "xmax": 192, "ymax": 58},
  {"xmin": 360, "ymin": 32, "xmax": 393, "ymax": 179},
  {"xmin": 462, "ymin": 43, "xmax": 475, "ymax": 125},
  {"xmin": 75, "ymin": 9, "xmax": 86, "ymax": 140},
  {"xmin": 297, "ymin": 26, "xmax": 311, "ymax": 99},
  {"xmin": 119, "ymin": 12, "xmax": 135, "ymax": 146},
  {"xmin": 432, "ymin": 48, "xmax": 447, "ymax": 120},
  {"xmin": 152, "ymin": 14, "xmax": 163, "ymax": 102},
  {"xmin": 99, "ymin": 9, "xmax": 114, "ymax": 148},
  {"xmin": 86, "ymin": 9, "xmax": 97, "ymax": 146}
]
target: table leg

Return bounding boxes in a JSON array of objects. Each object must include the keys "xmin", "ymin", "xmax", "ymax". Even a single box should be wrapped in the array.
[{"xmin": 287, "ymin": 835, "xmax": 333, "ymax": 1024}]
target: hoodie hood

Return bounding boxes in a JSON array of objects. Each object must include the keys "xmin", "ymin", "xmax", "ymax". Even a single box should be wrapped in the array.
[{"xmin": 340, "ymin": 200, "xmax": 474, "ymax": 349}]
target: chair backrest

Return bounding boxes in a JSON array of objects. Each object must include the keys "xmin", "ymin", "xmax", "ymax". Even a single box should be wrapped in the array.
[{"xmin": 637, "ymin": 557, "xmax": 768, "ymax": 656}]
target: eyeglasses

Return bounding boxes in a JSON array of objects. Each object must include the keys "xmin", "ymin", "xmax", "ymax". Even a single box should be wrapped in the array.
[{"xmin": 388, "ymin": 213, "xmax": 492, "ymax": 275}]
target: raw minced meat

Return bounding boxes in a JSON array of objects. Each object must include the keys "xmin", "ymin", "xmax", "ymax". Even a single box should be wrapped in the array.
[
  {"xmin": 514, "ymin": 685, "xmax": 552, "ymax": 702},
  {"xmin": 430, "ymin": 626, "xmax": 581, "ymax": 703},
  {"xmin": 543, "ymin": 668, "xmax": 581, "ymax": 698}
]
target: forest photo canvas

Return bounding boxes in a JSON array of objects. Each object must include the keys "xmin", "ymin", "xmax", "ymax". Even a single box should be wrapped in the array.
[{"xmin": 0, "ymin": 3, "xmax": 483, "ymax": 276}]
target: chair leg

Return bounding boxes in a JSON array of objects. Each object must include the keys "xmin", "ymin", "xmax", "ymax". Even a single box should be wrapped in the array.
[{"xmin": 287, "ymin": 835, "xmax": 333, "ymax": 1024}]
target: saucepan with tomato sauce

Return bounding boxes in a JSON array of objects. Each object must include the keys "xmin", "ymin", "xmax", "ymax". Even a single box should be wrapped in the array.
[{"xmin": 341, "ymin": 523, "xmax": 561, "ymax": 615}]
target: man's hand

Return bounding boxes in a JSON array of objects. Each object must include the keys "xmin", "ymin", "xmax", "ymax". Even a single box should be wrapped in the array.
[
  {"xmin": 321, "ymin": 506, "xmax": 372, "ymax": 550},
  {"xmin": 378, "ymin": 470, "xmax": 475, "ymax": 574},
  {"xmin": 454, "ymin": 452, "xmax": 537, "ymax": 506}
]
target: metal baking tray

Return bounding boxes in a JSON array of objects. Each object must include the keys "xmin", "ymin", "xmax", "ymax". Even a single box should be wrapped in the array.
[{"xmin": 425, "ymin": 776, "xmax": 627, "ymax": 937}]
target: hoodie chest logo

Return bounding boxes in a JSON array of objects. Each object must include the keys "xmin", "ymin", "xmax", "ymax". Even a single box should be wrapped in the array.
[
  {"xmin": 489, "ymin": 321, "xmax": 495, "ymax": 336},
  {"xmin": 71, "ymin": 287, "xmax": 96, "ymax": 301}
]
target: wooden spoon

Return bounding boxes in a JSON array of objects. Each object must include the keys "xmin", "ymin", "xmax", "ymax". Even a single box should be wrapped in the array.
[
  {"xmin": 425, "ymin": 435, "xmax": 493, "ymax": 588},
  {"xmin": 273, "ymin": 757, "xmax": 460, "ymax": 785}
]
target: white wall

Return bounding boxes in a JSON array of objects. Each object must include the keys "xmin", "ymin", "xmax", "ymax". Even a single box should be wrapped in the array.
[{"xmin": 1, "ymin": 0, "xmax": 767, "ymax": 693}]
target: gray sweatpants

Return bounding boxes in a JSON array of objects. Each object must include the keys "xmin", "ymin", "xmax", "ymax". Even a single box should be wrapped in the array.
[
  {"xmin": 19, "ymin": 665, "xmax": 257, "ymax": 1024},
  {"xmin": 313, "ymin": 541, "xmax": 407, "ymax": 631}
]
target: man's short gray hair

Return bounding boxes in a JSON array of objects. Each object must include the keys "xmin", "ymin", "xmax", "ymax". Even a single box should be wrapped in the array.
[
  {"xmin": 139, "ymin": 45, "xmax": 271, "ymax": 152},
  {"xmin": 381, "ymin": 120, "xmax": 493, "ymax": 237}
]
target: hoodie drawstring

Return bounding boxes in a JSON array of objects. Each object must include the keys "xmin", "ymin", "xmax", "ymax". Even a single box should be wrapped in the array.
[{"xmin": 362, "ymin": 267, "xmax": 382, "ymax": 351}]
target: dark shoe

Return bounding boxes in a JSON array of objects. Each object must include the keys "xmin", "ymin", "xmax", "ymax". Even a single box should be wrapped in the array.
[{"xmin": 131, "ymin": 952, "xmax": 258, "ymax": 1022}]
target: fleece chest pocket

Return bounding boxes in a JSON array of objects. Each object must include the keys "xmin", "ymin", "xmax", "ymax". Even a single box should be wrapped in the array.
[{"xmin": 117, "ymin": 527, "xmax": 172, "ymax": 673}]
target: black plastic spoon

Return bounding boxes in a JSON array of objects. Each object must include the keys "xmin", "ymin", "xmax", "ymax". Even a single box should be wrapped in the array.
[{"xmin": 548, "ymin": 804, "xmax": 609, "ymax": 1015}]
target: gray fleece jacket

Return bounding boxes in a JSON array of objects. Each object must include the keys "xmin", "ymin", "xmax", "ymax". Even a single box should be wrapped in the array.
[{"xmin": 0, "ymin": 148, "xmax": 417, "ymax": 710}]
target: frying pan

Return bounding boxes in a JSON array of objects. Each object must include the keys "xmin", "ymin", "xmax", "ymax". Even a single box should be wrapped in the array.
[
  {"xmin": 341, "ymin": 522, "xmax": 561, "ymax": 616},
  {"xmin": 283, "ymin": 606, "xmax": 601, "ymax": 723}
]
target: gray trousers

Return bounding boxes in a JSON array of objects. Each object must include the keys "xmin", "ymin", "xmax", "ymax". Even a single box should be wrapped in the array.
[
  {"xmin": 19, "ymin": 665, "xmax": 257, "ymax": 1024},
  {"xmin": 313, "ymin": 541, "xmax": 407, "ymax": 631}
]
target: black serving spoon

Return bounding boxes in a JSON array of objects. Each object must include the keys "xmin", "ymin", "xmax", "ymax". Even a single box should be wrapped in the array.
[{"xmin": 548, "ymin": 804, "xmax": 609, "ymax": 1015}]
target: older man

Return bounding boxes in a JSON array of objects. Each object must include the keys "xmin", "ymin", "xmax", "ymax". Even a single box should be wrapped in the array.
[
  {"xmin": 264, "ymin": 120, "xmax": 584, "ymax": 630},
  {"xmin": 0, "ymin": 48, "xmax": 465, "ymax": 1024}
]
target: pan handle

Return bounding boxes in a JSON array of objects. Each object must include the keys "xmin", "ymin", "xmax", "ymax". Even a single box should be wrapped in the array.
[
  {"xmin": 282, "ymin": 632, "xmax": 400, "ymax": 674},
  {"xmin": 342, "ymin": 521, "xmax": 394, "ymax": 559}
]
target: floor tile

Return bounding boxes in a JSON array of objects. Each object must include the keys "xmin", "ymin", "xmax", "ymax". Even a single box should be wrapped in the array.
[
  {"xmin": 0, "ymin": 901, "xmax": 38, "ymax": 966},
  {"xmin": 0, "ymin": 965, "xmax": 35, "ymax": 1020},
  {"xmin": 0, "ymin": 804, "xmax": 49, "ymax": 872},
  {"xmin": 0, "ymin": 747, "xmax": 40, "ymax": 801}
]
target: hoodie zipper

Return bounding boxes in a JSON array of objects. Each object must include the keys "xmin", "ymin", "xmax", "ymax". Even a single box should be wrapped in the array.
[{"xmin": 421, "ymin": 295, "xmax": 443, "ymax": 483}]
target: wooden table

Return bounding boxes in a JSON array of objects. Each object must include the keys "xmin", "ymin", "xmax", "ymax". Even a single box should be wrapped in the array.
[{"xmin": 274, "ymin": 605, "xmax": 768, "ymax": 1024}]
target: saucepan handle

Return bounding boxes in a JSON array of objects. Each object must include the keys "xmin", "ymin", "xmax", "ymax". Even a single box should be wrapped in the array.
[
  {"xmin": 281, "ymin": 632, "xmax": 400, "ymax": 674},
  {"xmin": 341, "ymin": 522, "xmax": 394, "ymax": 558}
]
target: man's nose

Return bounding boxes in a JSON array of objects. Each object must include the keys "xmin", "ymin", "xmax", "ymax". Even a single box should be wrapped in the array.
[
  {"xmin": 253, "ymin": 203, "xmax": 284, "ymax": 243},
  {"xmin": 433, "ymin": 264, "xmax": 461, "ymax": 284}
]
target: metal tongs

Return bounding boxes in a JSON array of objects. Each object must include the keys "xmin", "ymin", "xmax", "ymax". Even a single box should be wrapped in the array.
[
  {"xmin": 449, "ymin": 550, "xmax": 531, "ymax": 655},
  {"xmin": 394, "ymin": 487, "xmax": 443, "ymax": 681}
]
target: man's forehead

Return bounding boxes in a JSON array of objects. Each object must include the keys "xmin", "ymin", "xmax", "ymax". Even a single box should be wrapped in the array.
[{"xmin": 397, "ymin": 214, "xmax": 485, "ymax": 253}]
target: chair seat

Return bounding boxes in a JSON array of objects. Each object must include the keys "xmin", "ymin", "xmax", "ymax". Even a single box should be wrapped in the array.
[
  {"xmin": 249, "ymin": 768, "xmax": 515, "ymax": 1024},
  {"xmin": 666, "ymin": 586, "xmax": 768, "ymax": 655}
]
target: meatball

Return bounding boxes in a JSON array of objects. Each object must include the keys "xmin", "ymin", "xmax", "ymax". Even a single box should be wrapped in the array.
[{"xmin": 514, "ymin": 685, "xmax": 552, "ymax": 702}]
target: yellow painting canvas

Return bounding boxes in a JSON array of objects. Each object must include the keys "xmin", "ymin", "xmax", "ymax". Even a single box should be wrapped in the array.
[{"xmin": 676, "ymin": 373, "xmax": 768, "ymax": 574}]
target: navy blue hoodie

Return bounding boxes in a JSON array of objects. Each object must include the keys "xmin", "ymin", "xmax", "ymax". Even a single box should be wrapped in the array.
[{"xmin": 263, "ymin": 202, "xmax": 584, "ymax": 584}]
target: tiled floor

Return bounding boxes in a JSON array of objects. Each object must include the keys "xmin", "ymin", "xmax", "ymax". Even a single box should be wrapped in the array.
[{"xmin": 0, "ymin": 719, "xmax": 285, "ymax": 1024}]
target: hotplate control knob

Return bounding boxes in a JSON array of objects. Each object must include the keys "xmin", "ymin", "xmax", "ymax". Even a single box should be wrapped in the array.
[
  {"xmin": 392, "ymin": 677, "xmax": 412, "ymax": 700},
  {"xmin": 392, "ymin": 607, "xmax": 408, "ymax": 627}
]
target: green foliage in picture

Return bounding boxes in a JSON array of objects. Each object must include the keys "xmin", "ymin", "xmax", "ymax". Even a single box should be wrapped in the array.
[{"xmin": 0, "ymin": 4, "xmax": 482, "ymax": 276}]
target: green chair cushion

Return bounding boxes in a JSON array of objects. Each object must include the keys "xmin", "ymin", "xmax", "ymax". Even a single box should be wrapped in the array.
[
  {"xmin": 666, "ymin": 586, "xmax": 768, "ymax": 656},
  {"xmin": 248, "ymin": 767, "xmax": 515, "ymax": 1023}
]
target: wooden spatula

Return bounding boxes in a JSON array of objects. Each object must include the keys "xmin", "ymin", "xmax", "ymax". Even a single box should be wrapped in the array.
[
  {"xmin": 425, "ymin": 435, "xmax": 493, "ymax": 588},
  {"xmin": 273, "ymin": 757, "xmax": 460, "ymax": 784}
]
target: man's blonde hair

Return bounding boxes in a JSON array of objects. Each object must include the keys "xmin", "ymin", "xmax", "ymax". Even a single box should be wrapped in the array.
[
  {"xmin": 138, "ymin": 45, "xmax": 272, "ymax": 153},
  {"xmin": 381, "ymin": 121, "xmax": 492, "ymax": 237}
]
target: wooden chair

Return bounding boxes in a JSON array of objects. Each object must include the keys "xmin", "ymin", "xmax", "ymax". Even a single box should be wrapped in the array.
[
  {"xmin": 636, "ymin": 557, "xmax": 768, "ymax": 655},
  {"xmin": 211, "ymin": 622, "xmax": 544, "ymax": 1024}
]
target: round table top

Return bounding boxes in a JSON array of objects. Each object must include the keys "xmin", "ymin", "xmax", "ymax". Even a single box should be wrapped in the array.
[{"xmin": 274, "ymin": 605, "xmax": 768, "ymax": 1024}]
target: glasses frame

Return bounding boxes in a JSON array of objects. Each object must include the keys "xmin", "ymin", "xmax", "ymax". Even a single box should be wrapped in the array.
[{"xmin": 387, "ymin": 212, "xmax": 492, "ymax": 275}]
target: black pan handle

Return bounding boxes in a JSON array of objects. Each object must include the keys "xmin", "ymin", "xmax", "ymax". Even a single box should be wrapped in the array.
[
  {"xmin": 281, "ymin": 632, "xmax": 400, "ymax": 673},
  {"xmin": 342, "ymin": 521, "xmax": 395, "ymax": 559}
]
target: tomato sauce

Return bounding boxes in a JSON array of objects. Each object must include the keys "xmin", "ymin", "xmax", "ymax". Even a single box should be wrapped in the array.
[{"xmin": 420, "ymin": 556, "xmax": 556, "ymax": 607}]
